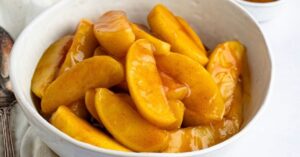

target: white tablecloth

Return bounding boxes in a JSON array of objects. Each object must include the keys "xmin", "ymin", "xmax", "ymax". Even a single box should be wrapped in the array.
[{"xmin": 0, "ymin": 0, "xmax": 299, "ymax": 156}]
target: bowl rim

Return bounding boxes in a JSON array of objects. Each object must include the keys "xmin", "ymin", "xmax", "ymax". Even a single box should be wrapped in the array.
[
  {"xmin": 10, "ymin": 0, "xmax": 273, "ymax": 156},
  {"xmin": 235, "ymin": 0, "xmax": 285, "ymax": 7}
]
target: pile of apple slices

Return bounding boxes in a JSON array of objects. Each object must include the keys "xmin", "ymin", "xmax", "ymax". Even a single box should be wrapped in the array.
[{"xmin": 31, "ymin": 4, "xmax": 247, "ymax": 153}]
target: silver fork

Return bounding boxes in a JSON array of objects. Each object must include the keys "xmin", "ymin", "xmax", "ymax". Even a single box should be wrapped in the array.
[{"xmin": 0, "ymin": 26, "xmax": 16, "ymax": 157}]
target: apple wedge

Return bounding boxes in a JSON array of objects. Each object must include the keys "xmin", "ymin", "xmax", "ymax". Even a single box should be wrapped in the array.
[
  {"xmin": 159, "ymin": 71, "xmax": 189, "ymax": 100},
  {"xmin": 85, "ymin": 90, "xmax": 135, "ymax": 122},
  {"xmin": 41, "ymin": 56, "xmax": 124, "ymax": 115},
  {"xmin": 126, "ymin": 39, "xmax": 176, "ymax": 128},
  {"xmin": 130, "ymin": 23, "xmax": 170, "ymax": 56},
  {"xmin": 50, "ymin": 106, "xmax": 130, "ymax": 152},
  {"xmin": 207, "ymin": 41, "xmax": 245, "ymax": 114},
  {"xmin": 148, "ymin": 4, "xmax": 208, "ymax": 65},
  {"xmin": 176, "ymin": 16, "xmax": 206, "ymax": 52},
  {"xmin": 85, "ymin": 89, "xmax": 99, "ymax": 121},
  {"xmin": 156, "ymin": 53, "xmax": 225, "ymax": 125},
  {"xmin": 94, "ymin": 11, "xmax": 135, "ymax": 57},
  {"xmin": 95, "ymin": 88, "xmax": 169, "ymax": 152},
  {"xmin": 167, "ymin": 100, "xmax": 185, "ymax": 130},
  {"xmin": 213, "ymin": 83, "xmax": 243, "ymax": 142},
  {"xmin": 164, "ymin": 126, "xmax": 215, "ymax": 153},
  {"xmin": 31, "ymin": 35, "xmax": 72, "ymax": 98},
  {"xmin": 58, "ymin": 19, "xmax": 98, "ymax": 75}
]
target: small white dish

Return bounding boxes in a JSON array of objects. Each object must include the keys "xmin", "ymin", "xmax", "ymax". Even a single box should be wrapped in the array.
[
  {"xmin": 235, "ymin": 0, "xmax": 286, "ymax": 22},
  {"xmin": 10, "ymin": 0, "xmax": 273, "ymax": 156}
]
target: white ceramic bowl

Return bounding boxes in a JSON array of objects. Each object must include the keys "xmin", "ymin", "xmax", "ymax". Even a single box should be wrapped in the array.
[
  {"xmin": 10, "ymin": 0, "xmax": 272, "ymax": 156},
  {"xmin": 235, "ymin": 0, "xmax": 286, "ymax": 22}
]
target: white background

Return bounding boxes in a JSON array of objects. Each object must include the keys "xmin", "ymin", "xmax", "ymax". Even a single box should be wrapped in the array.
[{"xmin": 210, "ymin": 0, "xmax": 300, "ymax": 156}]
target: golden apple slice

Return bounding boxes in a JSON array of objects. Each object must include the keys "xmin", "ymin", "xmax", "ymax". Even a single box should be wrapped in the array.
[
  {"xmin": 92, "ymin": 46, "xmax": 128, "ymax": 92},
  {"xmin": 226, "ymin": 83, "xmax": 243, "ymax": 126},
  {"xmin": 148, "ymin": 4, "xmax": 208, "ymax": 65},
  {"xmin": 68, "ymin": 99, "xmax": 89, "ymax": 119},
  {"xmin": 94, "ymin": 11, "xmax": 135, "ymax": 57},
  {"xmin": 95, "ymin": 88, "xmax": 169, "ymax": 152},
  {"xmin": 176, "ymin": 16, "xmax": 206, "ymax": 52},
  {"xmin": 159, "ymin": 71, "xmax": 189, "ymax": 100},
  {"xmin": 130, "ymin": 23, "xmax": 170, "ymax": 55},
  {"xmin": 207, "ymin": 41, "xmax": 245, "ymax": 114},
  {"xmin": 41, "ymin": 56, "xmax": 124, "ymax": 115},
  {"xmin": 166, "ymin": 100, "xmax": 185, "ymax": 130},
  {"xmin": 165, "ymin": 84, "xmax": 243, "ymax": 152},
  {"xmin": 85, "ymin": 90, "xmax": 134, "ymax": 123},
  {"xmin": 85, "ymin": 89, "xmax": 99, "ymax": 121},
  {"xmin": 156, "ymin": 53, "xmax": 225, "ymax": 125},
  {"xmin": 126, "ymin": 39, "xmax": 176, "ymax": 128},
  {"xmin": 31, "ymin": 35, "xmax": 72, "ymax": 98},
  {"xmin": 50, "ymin": 106, "xmax": 130, "ymax": 152},
  {"xmin": 213, "ymin": 83, "xmax": 243, "ymax": 142},
  {"xmin": 164, "ymin": 126, "xmax": 215, "ymax": 153},
  {"xmin": 58, "ymin": 19, "xmax": 98, "ymax": 75}
]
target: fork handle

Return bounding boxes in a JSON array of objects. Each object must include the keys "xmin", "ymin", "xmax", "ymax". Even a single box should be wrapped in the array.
[{"xmin": 0, "ymin": 106, "xmax": 15, "ymax": 157}]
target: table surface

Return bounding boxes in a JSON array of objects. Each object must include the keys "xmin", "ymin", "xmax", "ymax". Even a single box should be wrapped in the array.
[{"xmin": 208, "ymin": 0, "xmax": 300, "ymax": 157}]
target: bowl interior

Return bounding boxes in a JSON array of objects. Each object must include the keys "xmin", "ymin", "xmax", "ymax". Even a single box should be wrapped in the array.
[{"xmin": 10, "ymin": 0, "xmax": 271, "ymax": 156}]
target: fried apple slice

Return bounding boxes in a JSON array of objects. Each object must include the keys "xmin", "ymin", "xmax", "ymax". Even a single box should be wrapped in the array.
[
  {"xmin": 165, "ymin": 87, "xmax": 243, "ymax": 152},
  {"xmin": 85, "ymin": 89, "xmax": 99, "ymax": 121},
  {"xmin": 207, "ymin": 41, "xmax": 245, "ymax": 114},
  {"xmin": 156, "ymin": 53, "xmax": 225, "ymax": 125},
  {"xmin": 95, "ymin": 88, "xmax": 169, "ymax": 152},
  {"xmin": 176, "ymin": 16, "xmax": 206, "ymax": 52},
  {"xmin": 50, "ymin": 106, "xmax": 130, "ymax": 152},
  {"xmin": 159, "ymin": 71, "xmax": 189, "ymax": 100},
  {"xmin": 41, "ymin": 56, "xmax": 124, "ymax": 115},
  {"xmin": 126, "ymin": 39, "xmax": 176, "ymax": 128},
  {"xmin": 94, "ymin": 11, "xmax": 135, "ymax": 57},
  {"xmin": 165, "ymin": 84, "xmax": 243, "ymax": 152},
  {"xmin": 213, "ymin": 83, "xmax": 243, "ymax": 142},
  {"xmin": 58, "ymin": 19, "xmax": 98, "ymax": 75},
  {"xmin": 166, "ymin": 100, "xmax": 185, "ymax": 130},
  {"xmin": 130, "ymin": 23, "xmax": 170, "ymax": 55},
  {"xmin": 148, "ymin": 4, "xmax": 208, "ymax": 65},
  {"xmin": 85, "ymin": 90, "xmax": 135, "ymax": 123},
  {"xmin": 164, "ymin": 126, "xmax": 215, "ymax": 153},
  {"xmin": 226, "ymin": 83, "xmax": 243, "ymax": 127},
  {"xmin": 31, "ymin": 35, "xmax": 72, "ymax": 98}
]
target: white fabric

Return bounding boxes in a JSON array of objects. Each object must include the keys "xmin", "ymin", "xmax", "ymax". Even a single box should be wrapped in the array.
[{"xmin": 0, "ymin": 0, "xmax": 300, "ymax": 157}]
